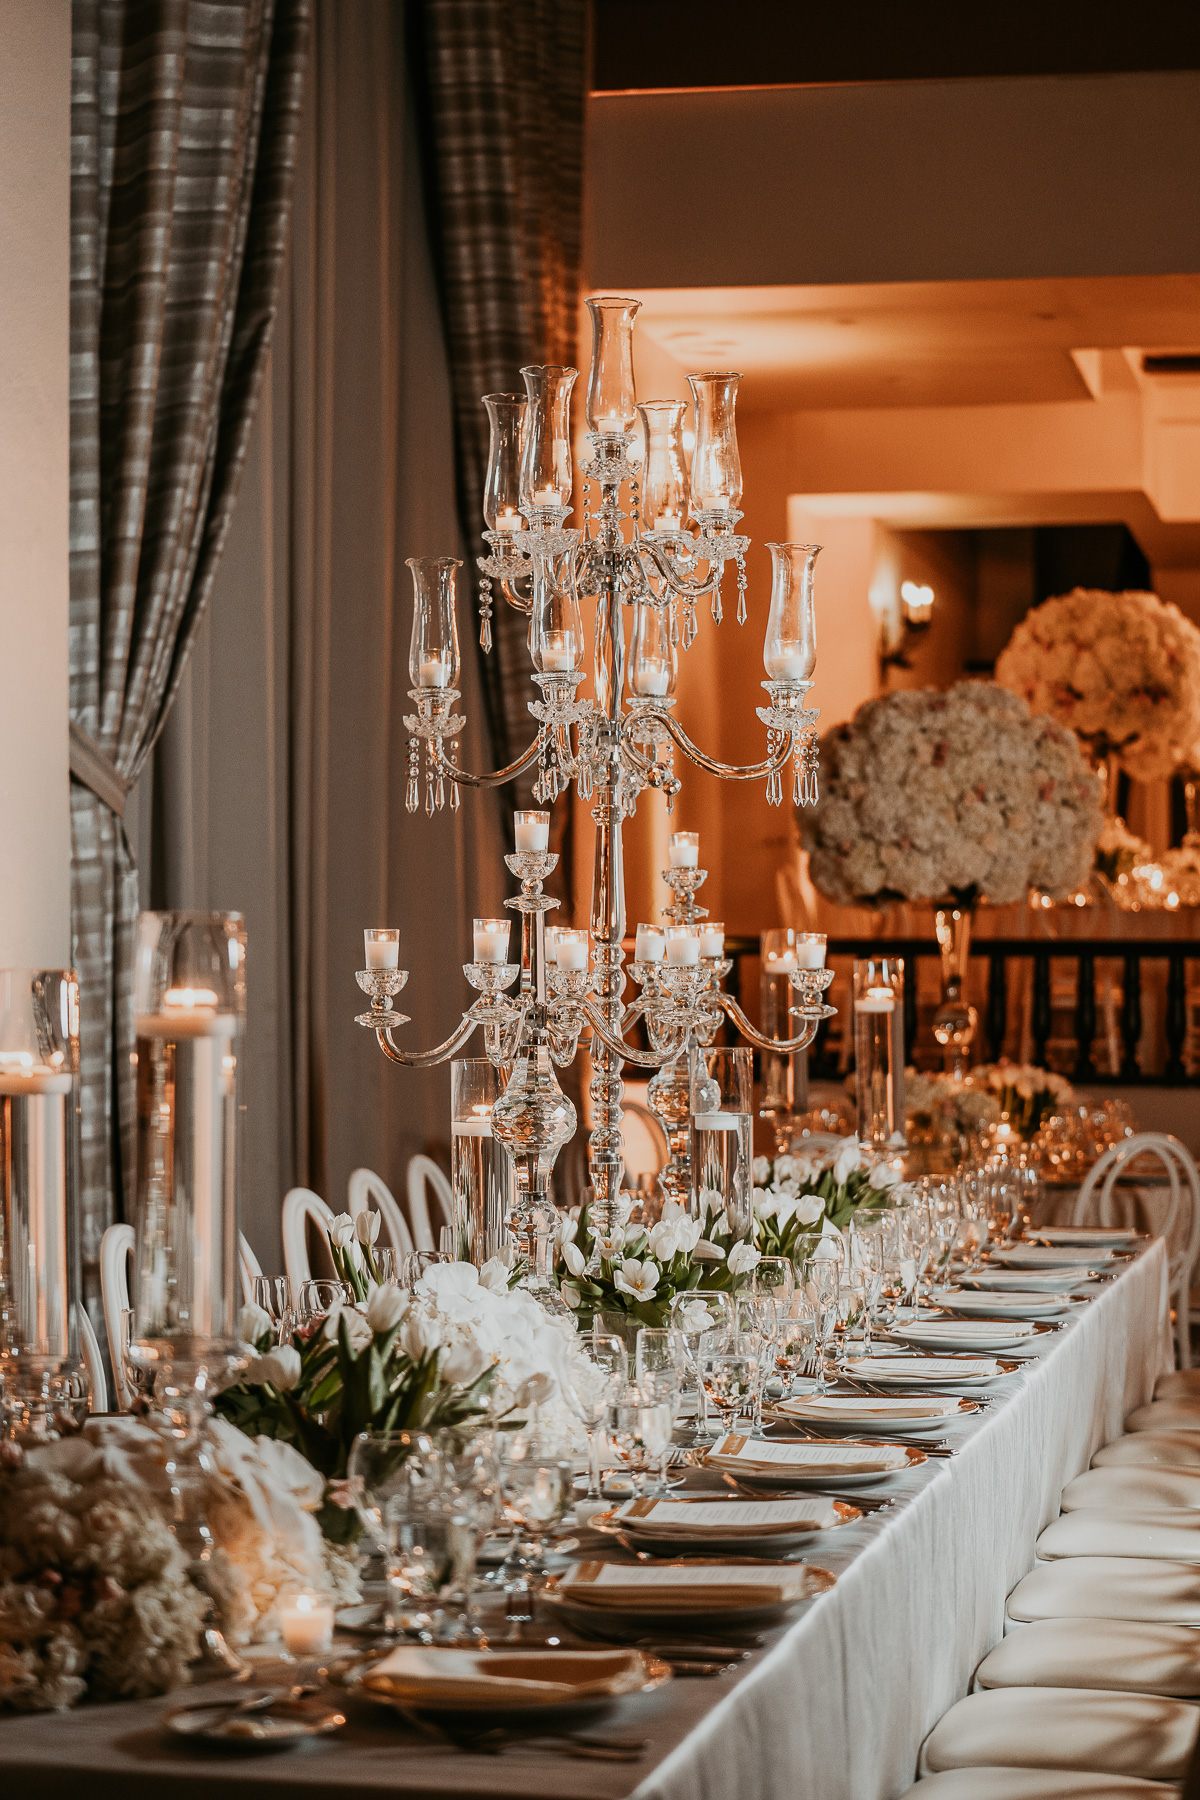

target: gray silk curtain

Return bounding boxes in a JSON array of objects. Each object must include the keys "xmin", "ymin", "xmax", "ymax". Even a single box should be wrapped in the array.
[{"xmin": 68, "ymin": 0, "xmax": 309, "ymax": 1291}]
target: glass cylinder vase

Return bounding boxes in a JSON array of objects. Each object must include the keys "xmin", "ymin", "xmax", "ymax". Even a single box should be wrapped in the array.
[
  {"xmin": 690, "ymin": 1045, "xmax": 753, "ymax": 1237},
  {"xmin": 450, "ymin": 1057, "xmax": 515, "ymax": 1267},
  {"xmin": 129, "ymin": 911, "xmax": 247, "ymax": 1404},
  {"xmin": 758, "ymin": 930, "xmax": 804, "ymax": 1154},
  {"xmin": 0, "ymin": 968, "xmax": 85, "ymax": 1437},
  {"xmin": 932, "ymin": 906, "xmax": 978, "ymax": 1076},
  {"xmin": 853, "ymin": 958, "xmax": 906, "ymax": 1154}
]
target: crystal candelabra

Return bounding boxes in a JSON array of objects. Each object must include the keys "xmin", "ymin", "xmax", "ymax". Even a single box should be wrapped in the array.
[{"xmin": 354, "ymin": 295, "xmax": 837, "ymax": 1272}]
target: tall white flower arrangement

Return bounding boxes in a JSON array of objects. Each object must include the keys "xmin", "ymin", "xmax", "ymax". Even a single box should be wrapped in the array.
[
  {"xmin": 995, "ymin": 588, "xmax": 1200, "ymax": 782},
  {"xmin": 803, "ymin": 681, "xmax": 1102, "ymax": 907}
]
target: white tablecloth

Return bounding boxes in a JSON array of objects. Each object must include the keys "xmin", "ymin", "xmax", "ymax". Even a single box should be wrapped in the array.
[{"xmin": 636, "ymin": 1240, "xmax": 1171, "ymax": 1800}]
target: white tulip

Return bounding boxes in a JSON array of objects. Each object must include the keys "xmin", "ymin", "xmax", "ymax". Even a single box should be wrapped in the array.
[
  {"xmin": 479, "ymin": 1257, "xmax": 510, "ymax": 1293},
  {"xmin": 831, "ymin": 1138, "xmax": 864, "ymax": 1185},
  {"xmin": 323, "ymin": 1303, "xmax": 374, "ymax": 1352},
  {"xmin": 692, "ymin": 1239, "xmax": 726, "ymax": 1262},
  {"xmin": 238, "ymin": 1302, "xmax": 273, "ymax": 1347},
  {"xmin": 612, "ymin": 1257, "xmax": 660, "ymax": 1302},
  {"xmin": 250, "ymin": 1346, "xmax": 302, "ymax": 1391},
  {"xmin": 678, "ymin": 1298, "xmax": 714, "ymax": 1333},
  {"xmin": 794, "ymin": 1193, "xmax": 825, "ymax": 1225},
  {"xmin": 355, "ymin": 1208, "xmax": 382, "ymax": 1246},
  {"xmin": 557, "ymin": 1215, "xmax": 579, "ymax": 1249},
  {"xmin": 402, "ymin": 1309, "xmax": 442, "ymax": 1361},
  {"xmin": 648, "ymin": 1218, "xmax": 683, "ymax": 1261},
  {"xmin": 751, "ymin": 1188, "xmax": 777, "ymax": 1222},
  {"xmin": 365, "ymin": 1283, "xmax": 406, "ymax": 1333},
  {"xmin": 752, "ymin": 1154, "xmax": 771, "ymax": 1184},
  {"xmin": 727, "ymin": 1242, "xmax": 761, "ymax": 1276},
  {"xmin": 562, "ymin": 1282, "xmax": 581, "ymax": 1310},
  {"xmin": 623, "ymin": 1221, "xmax": 646, "ymax": 1248},
  {"xmin": 697, "ymin": 1187, "xmax": 724, "ymax": 1221},
  {"xmin": 562, "ymin": 1242, "xmax": 586, "ymax": 1278},
  {"xmin": 871, "ymin": 1162, "xmax": 902, "ymax": 1191},
  {"xmin": 439, "ymin": 1336, "xmax": 492, "ymax": 1386},
  {"xmin": 328, "ymin": 1212, "xmax": 356, "ymax": 1248},
  {"xmin": 677, "ymin": 1217, "xmax": 704, "ymax": 1254}
]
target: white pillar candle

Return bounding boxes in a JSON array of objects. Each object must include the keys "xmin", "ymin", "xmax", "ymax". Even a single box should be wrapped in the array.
[
  {"xmin": 278, "ymin": 1590, "xmax": 334, "ymax": 1657},
  {"xmin": 634, "ymin": 659, "xmax": 670, "ymax": 696},
  {"xmin": 668, "ymin": 832, "xmax": 699, "ymax": 869},
  {"xmin": 418, "ymin": 654, "xmax": 451, "ymax": 688},
  {"xmin": 635, "ymin": 924, "xmax": 665, "ymax": 963},
  {"xmin": 531, "ymin": 487, "xmax": 559, "ymax": 509},
  {"xmin": 0, "ymin": 1054, "xmax": 73, "ymax": 1097},
  {"xmin": 765, "ymin": 948, "xmax": 797, "ymax": 969},
  {"xmin": 364, "ymin": 928, "xmax": 400, "ymax": 969},
  {"xmin": 794, "ymin": 934, "xmax": 827, "ymax": 968},
  {"xmin": 472, "ymin": 919, "xmax": 510, "ymax": 963},
  {"xmin": 857, "ymin": 987, "xmax": 895, "ymax": 1014},
  {"xmin": 654, "ymin": 509, "xmax": 680, "ymax": 531},
  {"xmin": 494, "ymin": 509, "xmax": 522, "ymax": 534},
  {"xmin": 541, "ymin": 632, "xmax": 576, "ymax": 672},
  {"xmin": 554, "ymin": 930, "xmax": 589, "ymax": 971},
  {"xmin": 699, "ymin": 922, "xmax": 725, "ymax": 958},
  {"xmin": 544, "ymin": 926, "xmax": 561, "ymax": 964},
  {"xmin": 514, "ymin": 811, "xmax": 550, "ymax": 852},
  {"xmin": 766, "ymin": 648, "xmax": 808, "ymax": 681},
  {"xmin": 665, "ymin": 928, "xmax": 700, "ymax": 966}
]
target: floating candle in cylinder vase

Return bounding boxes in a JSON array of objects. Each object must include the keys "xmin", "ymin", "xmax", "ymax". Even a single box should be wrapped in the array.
[
  {"xmin": 514, "ymin": 811, "xmax": 550, "ymax": 853},
  {"xmin": 668, "ymin": 832, "xmax": 699, "ymax": 869},
  {"xmin": 278, "ymin": 1590, "xmax": 334, "ymax": 1657},
  {"xmin": 472, "ymin": 919, "xmax": 511, "ymax": 964},
  {"xmin": 635, "ymin": 924, "xmax": 665, "ymax": 964},
  {"xmin": 364, "ymin": 928, "xmax": 400, "ymax": 969},
  {"xmin": 665, "ymin": 928, "xmax": 700, "ymax": 966}
]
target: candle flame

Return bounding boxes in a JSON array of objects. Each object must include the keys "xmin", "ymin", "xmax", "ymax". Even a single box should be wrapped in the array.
[{"xmin": 164, "ymin": 987, "xmax": 219, "ymax": 1009}]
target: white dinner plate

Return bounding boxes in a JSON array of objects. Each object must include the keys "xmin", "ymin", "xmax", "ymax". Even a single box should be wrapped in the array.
[
  {"xmin": 886, "ymin": 1319, "xmax": 1042, "ymax": 1352},
  {"xmin": 593, "ymin": 1498, "xmax": 861, "ymax": 1556},
  {"xmin": 843, "ymin": 1354, "xmax": 1012, "ymax": 1387},
  {"xmin": 988, "ymin": 1244, "xmax": 1118, "ymax": 1270},
  {"xmin": 1029, "ymin": 1226, "xmax": 1142, "ymax": 1248},
  {"xmin": 931, "ymin": 1286, "xmax": 1086, "ymax": 1321},
  {"xmin": 712, "ymin": 1439, "xmax": 926, "ymax": 1488},
  {"xmin": 774, "ymin": 1394, "xmax": 977, "ymax": 1435},
  {"xmin": 958, "ymin": 1269, "xmax": 1099, "ymax": 1293}
]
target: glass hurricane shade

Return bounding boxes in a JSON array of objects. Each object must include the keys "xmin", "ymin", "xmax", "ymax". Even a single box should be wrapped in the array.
[
  {"xmin": 637, "ymin": 401, "xmax": 690, "ymax": 531},
  {"xmin": 482, "ymin": 393, "xmax": 526, "ymax": 533},
  {"xmin": 763, "ymin": 543, "xmax": 820, "ymax": 683},
  {"xmin": 687, "ymin": 371, "xmax": 743, "ymax": 514},
  {"xmin": 629, "ymin": 600, "xmax": 677, "ymax": 698},
  {"xmin": 585, "ymin": 297, "xmax": 640, "ymax": 438},
  {"xmin": 519, "ymin": 365, "xmax": 577, "ymax": 514},
  {"xmin": 407, "ymin": 557, "xmax": 461, "ymax": 689},
  {"xmin": 529, "ymin": 545, "xmax": 583, "ymax": 674}
]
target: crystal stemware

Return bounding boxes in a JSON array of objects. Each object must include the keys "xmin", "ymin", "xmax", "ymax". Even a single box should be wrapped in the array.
[
  {"xmin": 669, "ymin": 1290, "xmax": 734, "ymax": 1442},
  {"xmin": 701, "ymin": 1351, "xmax": 756, "ymax": 1435},
  {"xmin": 347, "ymin": 1429, "xmax": 441, "ymax": 1639},
  {"xmin": 499, "ymin": 1431, "xmax": 572, "ymax": 1619}
]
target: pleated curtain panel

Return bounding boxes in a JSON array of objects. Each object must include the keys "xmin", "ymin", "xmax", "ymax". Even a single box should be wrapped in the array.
[{"xmin": 68, "ymin": 0, "xmax": 310, "ymax": 1290}]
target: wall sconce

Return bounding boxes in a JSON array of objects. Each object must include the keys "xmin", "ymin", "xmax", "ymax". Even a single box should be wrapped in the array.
[{"xmin": 882, "ymin": 580, "xmax": 935, "ymax": 670}]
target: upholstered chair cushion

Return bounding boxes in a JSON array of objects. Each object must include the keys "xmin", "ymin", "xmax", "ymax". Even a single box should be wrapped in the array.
[
  {"xmin": 1062, "ymin": 1466, "xmax": 1200, "ymax": 1511},
  {"xmin": 919, "ymin": 1687, "xmax": 1199, "ymax": 1781},
  {"xmin": 1126, "ymin": 1400, "xmax": 1200, "ymax": 1433},
  {"xmin": 1094, "ymin": 1431, "xmax": 1200, "ymax": 1470},
  {"xmin": 1036, "ymin": 1510, "xmax": 1200, "ymax": 1564},
  {"xmin": 1007, "ymin": 1557, "xmax": 1200, "ymax": 1625},
  {"xmin": 1156, "ymin": 1369, "xmax": 1200, "ymax": 1402},
  {"xmin": 975, "ymin": 1616, "xmax": 1200, "ymax": 1697},
  {"xmin": 899, "ymin": 1770, "xmax": 1180, "ymax": 1799}
]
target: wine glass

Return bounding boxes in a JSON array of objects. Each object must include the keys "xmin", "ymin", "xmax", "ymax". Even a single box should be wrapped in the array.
[
  {"xmin": 634, "ymin": 1326, "xmax": 686, "ymax": 1381},
  {"xmin": 776, "ymin": 1297, "xmax": 817, "ymax": 1394},
  {"xmin": 403, "ymin": 1249, "xmax": 452, "ymax": 1290},
  {"xmin": 701, "ymin": 1351, "xmax": 757, "ymax": 1436},
  {"xmin": 752, "ymin": 1256, "xmax": 796, "ymax": 1306},
  {"xmin": 669, "ymin": 1290, "xmax": 734, "ymax": 1443},
  {"xmin": 393, "ymin": 1508, "xmax": 478, "ymax": 1643},
  {"xmin": 297, "ymin": 1279, "xmax": 348, "ymax": 1327},
  {"xmin": 560, "ymin": 1354, "xmax": 625, "ymax": 1508},
  {"xmin": 499, "ymin": 1430, "xmax": 572, "ymax": 1618},
  {"xmin": 347, "ymin": 1429, "xmax": 441, "ymax": 1638},
  {"xmin": 808, "ymin": 1259, "xmax": 841, "ymax": 1395},
  {"xmin": 589, "ymin": 1326, "xmax": 630, "ymax": 1382},
  {"xmin": 735, "ymin": 1293, "xmax": 779, "ymax": 1434},
  {"xmin": 635, "ymin": 1369, "xmax": 680, "ymax": 1494}
]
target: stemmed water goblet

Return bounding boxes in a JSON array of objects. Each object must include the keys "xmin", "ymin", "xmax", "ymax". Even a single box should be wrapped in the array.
[
  {"xmin": 752, "ymin": 1256, "xmax": 796, "ymax": 1306},
  {"xmin": 775, "ymin": 1297, "xmax": 817, "ymax": 1394},
  {"xmin": 347, "ymin": 1429, "xmax": 442, "ymax": 1639},
  {"xmin": 807, "ymin": 1258, "xmax": 841, "ymax": 1394},
  {"xmin": 561, "ymin": 1342, "xmax": 626, "ymax": 1509},
  {"xmin": 701, "ymin": 1350, "xmax": 757, "ymax": 1436},
  {"xmin": 636, "ymin": 1367, "xmax": 681, "ymax": 1493},
  {"xmin": 498, "ymin": 1429, "xmax": 573, "ymax": 1620},
  {"xmin": 669, "ymin": 1290, "xmax": 735, "ymax": 1442},
  {"xmin": 735, "ymin": 1293, "xmax": 780, "ymax": 1433}
]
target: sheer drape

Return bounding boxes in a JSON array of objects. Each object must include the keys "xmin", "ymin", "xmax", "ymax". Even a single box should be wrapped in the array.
[
  {"xmin": 69, "ymin": 0, "xmax": 309, "ymax": 1290},
  {"xmin": 153, "ymin": 0, "xmax": 505, "ymax": 1256}
]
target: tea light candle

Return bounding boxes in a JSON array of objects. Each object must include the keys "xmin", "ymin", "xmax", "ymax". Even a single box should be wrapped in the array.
[
  {"xmin": 699, "ymin": 921, "xmax": 725, "ymax": 958},
  {"xmin": 541, "ymin": 632, "xmax": 576, "ymax": 672},
  {"xmin": 668, "ymin": 832, "xmax": 699, "ymax": 869},
  {"xmin": 794, "ymin": 934, "xmax": 826, "ymax": 968},
  {"xmin": 514, "ymin": 810, "xmax": 550, "ymax": 853},
  {"xmin": 544, "ymin": 926, "xmax": 561, "ymax": 964},
  {"xmin": 633, "ymin": 657, "xmax": 670, "ymax": 696},
  {"xmin": 596, "ymin": 411, "xmax": 625, "ymax": 438},
  {"xmin": 418, "ymin": 654, "xmax": 451, "ymax": 688},
  {"xmin": 554, "ymin": 930, "xmax": 589, "ymax": 971},
  {"xmin": 666, "ymin": 928, "xmax": 700, "ymax": 966},
  {"xmin": 857, "ymin": 986, "xmax": 895, "ymax": 1014},
  {"xmin": 531, "ymin": 487, "xmax": 559, "ymax": 509},
  {"xmin": 766, "ymin": 648, "xmax": 809, "ymax": 682},
  {"xmin": 278, "ymin": 1589, "xmax": 334, "ymax": 1657},
  {"xmin": 635, "ymin": 923, "xmax": 665, "ymax": 963},
  {"xmin": 472, "ymin": 918, "xmax": 510, "ymax": 963},
  {"xmin": 494, "ymin": 508, "xmax": 522, "ymax": 534},
  {"xmin": 654, "ymin": 508, "xmax": 680, "ymax": 531},
  {"xmin": 364, "ymin": 928, "xmax": 400, "ymax": 969}
]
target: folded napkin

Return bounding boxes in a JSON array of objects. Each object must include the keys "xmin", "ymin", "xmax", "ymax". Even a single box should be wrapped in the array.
[
  {"xmin": 846, "ymin": 1355, "xmax": 1001, "ymax": 1381},
  {"xmin": 708, "ymin": 1431, "xmax": 909, "ymax": 1475},
  {"xmin": 936, "ymin": 1287, "xmax": 1074, "ymax": 1312},
  {"xmin": 1032, "ymin": 1227, "xmax": 1138, "ymax": 1246},
  {"xmin": 962, "ymin": 1270, "xmax": 1092, "ymax": 1292},
  {"xmin": 616, "ymin": 1495, "xmax": 839, "ymax": 1536},
  {"xmin": 894, "ymin": 1320, "xmax": 1036, "ymax": 1342},
  {"xmin": 558, "ymin": 1559, "xmax": 812, "ymax": 1611},
  {"xmin": 789, "ymin": 1395, "xmax": 961, "ymax": 1420},
  {"xmin": 362, "ymin": 1645, "xmax": 650, "ymax": 1707},
  {"xmin": 994, "ymin": 1245, "xmax": 1115, "ymax": 1267}
]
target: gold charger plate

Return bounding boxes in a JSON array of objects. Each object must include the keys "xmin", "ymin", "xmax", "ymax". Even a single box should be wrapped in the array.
[
  {"xmin": 352, "ymin": 1646, "xmax": 672, "ymax": 1715},
  {"xmin": 163, "ymin": 1693, "xmax": 346, "ymax": 1748},
  {"xmin": 590, "ymin": 1498, "xmax": 860, "ymax": 1555}
]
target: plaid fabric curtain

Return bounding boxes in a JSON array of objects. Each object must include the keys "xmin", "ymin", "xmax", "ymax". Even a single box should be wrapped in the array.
[
  {"xmin": 69, "ymin": 0, "xmax": 309, "ymax": 1296},
  {"xmin": 412, "ymin": 0, "xmax": 589, "ymax": 781}
]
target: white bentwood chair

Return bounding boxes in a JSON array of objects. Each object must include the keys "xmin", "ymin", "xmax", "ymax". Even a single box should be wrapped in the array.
[
  {"xmin": 281, "ymin": 1187, "xmax": 338, "ymax": 1290},
  {"xmin": 405, "ymin": 1154, "xmax": 455, "ymax": 1252},
  {"xmin": 1073, "ymin": 1132, "xmax": 1200, "ymax": 1369},
  {"xmin": 347, "ymin": 1166, "xmax": 414, "ymax": 1259},
  {"xmin": 78, "ymin": 1308, "xmax": 108, "ymax": 1414}
]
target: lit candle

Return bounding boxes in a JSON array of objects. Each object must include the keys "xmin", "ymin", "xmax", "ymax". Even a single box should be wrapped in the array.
[
  {"xmin": 544, "ymin": 927, "xmax": 561, "ymax": 965},
  {"xmin": 666, "ymin": 928, "xmax": 700, "ymax": 966},
  {"xmin": 794, "ymin": 934, "xmax": 826, "ymax": 968},
  {"xmin": 857, "ymin": 986, "xmax": 895, "ymax": 1014},
  {"xmin": 554, "ymin": 930, "xmax": 589, "ymax": 971},
  {"xmin": 531, "ymin": 486, "xmax": 559, "ymax": 509},
  {"xmin": 633, "ymin": 657, "xmax": 670, "ymax": 697},
  {"xmin": 0, "ymin": 1052, "xmax": 72, "ymax": 1097},
  {"xmin": 668, "ymin": 832, "xmax": 699, "ymax": 869},
  {"xmin": 418, "ymin": 654, "xmax": 451, "ymax": 688},
  {"xmin": 494, "ymin": 508, "xmax": 522, "ymax": 534},
  {"xmin": 453, "ymin": 1103, "xmax": 493, "ymax": 1140},
  {"xmin": 364, "ymin": 928, "xmax": 400, "ymax": 969},
  {"xmin": 699, "ymin": 921, "xmax": 725, "ymax": 958},
  {"xmin": 654, "ymin": 509, "xmax": 680, "ymax": 531},
  {"xmin": 278, "ymin": 1589, "xmax": 334, "ymax": 1657},
  {"xmin": 635, "ymin": 923, "xmax": 665, "ymax": 963},
  {"xmin": 514, "ymin": 810, "xmax": 550, "ymax": 853},
  {"xmin": 473, "ymin": 918, "xmax": 511, "ymax": 963},
  {"xmin": 597, "ymin": 412, "xmax": 625, "ymax": 438},
  {"xmin": 767, "ymin": 649, "xmax": 809, "ymax": 682},
  {"xmin": 766, "ymin": 948, "xmax": 797, "ymax": 968},
  {"xmin": 541, "ymin": 631, "xmax": 577, "ymax": 672}
]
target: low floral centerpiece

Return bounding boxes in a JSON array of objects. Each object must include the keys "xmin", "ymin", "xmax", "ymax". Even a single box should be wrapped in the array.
[
  {"xmin": 966, "ymin": 1062, "xmax": 1074, "ymax": 1140},
  {"xmin": 905, "ymin": 1070, "xmax": 1002, "ymax": 1143}
]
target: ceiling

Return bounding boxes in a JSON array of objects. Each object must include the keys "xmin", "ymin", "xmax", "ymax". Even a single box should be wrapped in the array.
[{"xmin": 627, "ymin": 273, "xmax": 1200, "ymax": 412}]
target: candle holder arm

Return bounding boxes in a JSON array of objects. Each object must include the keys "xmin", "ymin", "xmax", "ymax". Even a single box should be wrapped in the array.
[
  {"xmin": 715, "ymin": 990, "xmax": 830, "ymax": 1054},
  {"xmin": 428, "ymin": 736, "xmax": 543, "ymax": 788},
  {"xmin": 637, "ymin": 540, "xmax": 723, "ymax": 602},
  {"xmin": 578, "ymin": 996, "xmax": 686, "ymax": 1069},
  {"xmin": 499, "ymin": 576, "xmax": 533, "ymax": 615},
  {"xmin": 373, "ymin": 1014, "xmax": 482, "ymax": 1068},
  {"xmin": 637, "ymin": 709, "xmax": 798, "ymax": 782}
]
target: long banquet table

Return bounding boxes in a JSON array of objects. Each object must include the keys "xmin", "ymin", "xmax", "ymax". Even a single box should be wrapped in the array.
[{"xmin": 0, "ymin": 1243, "xmax": 1172, "ymax": 1800}]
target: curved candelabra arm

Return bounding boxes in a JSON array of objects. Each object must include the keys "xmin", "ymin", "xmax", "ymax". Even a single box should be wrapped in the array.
[
  {"xmin": 499, "ymin": 576, "xmax": 533, "ymax": 615},
  {"xmin": 375, "ymin": 1013, "xmax": 482, "ymax": 1067},
  {"xmin": 716, "ymin": 990, "xmax": 825, "ymax": 1054},
  {"xmin": 429, "ymin": 735, "xmax": 543, "ymax": 788},
  {"xmin": 637, "ymin": 539, "xmax": 722, "ymax": 603},
  {"xmin": 637, "ymin": 709, "xmax": 797, "ymax": 782},
  {"xmin": 579, "ymin": 996, "xmax": 686, "ymax": 1069}
]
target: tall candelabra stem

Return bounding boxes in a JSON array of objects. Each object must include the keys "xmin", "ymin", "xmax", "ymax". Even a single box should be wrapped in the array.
[{"xmin": 586, "ymin": 724, "xmax": 627, "ymax": 1257}]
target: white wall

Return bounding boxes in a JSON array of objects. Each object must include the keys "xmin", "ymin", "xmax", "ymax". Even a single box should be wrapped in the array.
[{"xmin": 0, "ymin": 0, "xmax": 71, "ymax": 967}]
